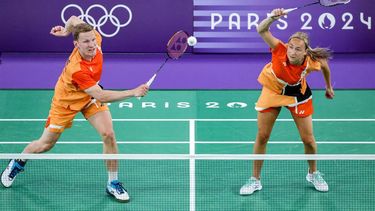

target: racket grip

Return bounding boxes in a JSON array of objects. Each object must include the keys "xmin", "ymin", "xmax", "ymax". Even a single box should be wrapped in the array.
[
  {"xmin": 146, "ymin": 74, "xmax": 157, "ymax": 86},
  {"xmin": 270, "ymin": 7, "xmax": 298, "ymax": 17},
  {"xmin": 137, "ymin": 74, "xmax": 157, "ymax": 100},
  {"xmin": 283, "ymin": 7, "xmax": 298, "ymax": 14}
]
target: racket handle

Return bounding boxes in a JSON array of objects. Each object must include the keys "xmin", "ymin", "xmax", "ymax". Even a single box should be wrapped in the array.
[
  {"xmin": 146, "ymin": 74, "xmax": 157, "ymax": 86},
  {"xmin": 137, "ymin": 74, "xmax": 157, "ymax": 100},
  {"xmin": 283, "ymin": 7, "xmax": 298, "ymax": 14},
  {"xmin": 270, "ymin": 7, "xmax": 298, "ymax": 17}
]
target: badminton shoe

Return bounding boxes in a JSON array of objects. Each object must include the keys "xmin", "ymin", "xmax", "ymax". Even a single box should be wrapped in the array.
[
  {"xmin": 1, "ymin": 159, "xmax": 25, "ymax": 188},
  {"xmin": 240, "ymin": 176, "xmax": 262, "ymax": 195},
  {"xmin": 106, "ymin": 180, "xmax": 130, "ymax": 202},
  {"xmin": 306, "ymin": 170, "xmax": 329, "ymax": 192}
]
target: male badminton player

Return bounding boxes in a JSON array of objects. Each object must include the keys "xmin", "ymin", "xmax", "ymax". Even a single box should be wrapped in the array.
[
  {"xmin": 1, "ymin": 16, "xmax": 149, "ymax": 202},
  {"xmin": 240, "ymin": 8, "xmax": 334, "ymax": 195}
]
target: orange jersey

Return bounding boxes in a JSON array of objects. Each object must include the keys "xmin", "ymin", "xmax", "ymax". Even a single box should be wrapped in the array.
[
  {"xmin": 52, "ymin": 30, "xmax": 103, "ymax": 111},
  {"xmin": 255, "ymin": 41, "xmax": 321, "ymax": 111}
]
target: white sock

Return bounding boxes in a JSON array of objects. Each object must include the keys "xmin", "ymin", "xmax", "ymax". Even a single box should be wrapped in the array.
[{"xmin": 108, "ymin": 171, "xmax": 118, "ymax": 184}]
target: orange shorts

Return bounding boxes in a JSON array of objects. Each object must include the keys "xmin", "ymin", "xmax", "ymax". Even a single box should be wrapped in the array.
[
  {"xmin": 45, "ymin": 100, "xmax": 109, "ymax": 133},
  {"xmin": 260, "ymin": 98, "xmax": 314, "ymax": 118}
]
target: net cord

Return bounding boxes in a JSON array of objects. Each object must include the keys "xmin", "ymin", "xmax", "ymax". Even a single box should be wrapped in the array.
[{"xmin": 1, "ymin": 153, "xmax": 375, "ymax": 160}]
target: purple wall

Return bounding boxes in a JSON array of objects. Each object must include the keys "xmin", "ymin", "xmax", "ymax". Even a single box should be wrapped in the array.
[
  {"xmin": 1, "ymin": 53, "xmax": 374, "ymax": 89},
  {"xmin": 0, "ymin": 1, "xmax": 374, "ymax": 90}
]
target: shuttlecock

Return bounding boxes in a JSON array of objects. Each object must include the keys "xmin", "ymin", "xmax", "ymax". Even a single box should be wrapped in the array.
[{"xmin": 187, "ymin": 36, "xmax": 197, "ymax": 46}]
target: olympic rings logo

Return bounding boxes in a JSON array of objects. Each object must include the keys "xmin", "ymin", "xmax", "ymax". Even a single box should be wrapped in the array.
[{"xmin": 61, "ymin": 4, "xmax": 132, "ymax": 38}]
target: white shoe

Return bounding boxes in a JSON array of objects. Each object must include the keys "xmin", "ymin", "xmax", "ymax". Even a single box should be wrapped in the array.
[
  {"xmin": 306, "ymin": 170, "xmax": 329, "ymax": 192},
  {"xmin": 240, "ymin": 177, "xmax": 262, "ymax": 195},
  {"xmin": 106, "ymin": 180, "xmax": 130, "ymax": 202},
  {"xmin": 1, "ymin": 159, "xmax": 25, "ymax": 188}
]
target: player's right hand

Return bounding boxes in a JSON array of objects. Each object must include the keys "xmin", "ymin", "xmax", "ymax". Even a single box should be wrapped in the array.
[
  {"xmin": 270, "ymin": 8, "xmax": 287, "ymax": 19},
  {"xmin": 133, "ymin": 84, "xmax": 149, "ymax": 97}
]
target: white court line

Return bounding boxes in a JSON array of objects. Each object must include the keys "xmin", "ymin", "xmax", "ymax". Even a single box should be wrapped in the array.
[
  {"xmin": 1, "ymin": 141, "xmax": 374, "ymax": 144},
  {"xmin": 0, "ymin": 118, "xmax": 375, "ymax": 122},
  {"xmin": 189, "ymin": 120, "xmax": 196, "ymax": 211}
]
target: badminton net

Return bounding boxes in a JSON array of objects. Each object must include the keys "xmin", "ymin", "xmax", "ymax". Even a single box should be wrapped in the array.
[{"xmin": 0, "ymin": 154, "xmax": 374, "ymax": 211}]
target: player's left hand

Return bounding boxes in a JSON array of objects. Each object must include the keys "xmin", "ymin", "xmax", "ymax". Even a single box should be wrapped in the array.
[{"xmin": 325, "ymin": 87, "xmax": 334, "ymax": 99}]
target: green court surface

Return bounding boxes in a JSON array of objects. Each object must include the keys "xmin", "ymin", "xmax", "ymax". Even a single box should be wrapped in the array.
[{"xmin": 0, "ymin": 90, "xmax": 375, "ymax": 210}]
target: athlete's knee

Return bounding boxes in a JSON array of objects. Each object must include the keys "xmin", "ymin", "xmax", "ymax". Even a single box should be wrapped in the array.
[
  {"xmin": 38, "ymin": 133, "xmax": 59, "ymax": 151},
  {"xmin": 256, "ymin": 131, "xmax": 271, "ymax": 145},
  {"xmin": 101, "ymin": 130, "xmax": 115, "ymax": 143},
  {"xmin": 301, "ymin": 134, "xmax": 316, "ymax": 146}
]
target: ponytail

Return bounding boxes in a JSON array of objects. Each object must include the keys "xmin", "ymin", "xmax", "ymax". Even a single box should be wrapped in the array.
[
  {"xmin": 307, "ymin": 47, "xmax": 332, "ymax": 61},
  {"xmin": 289, "ymin": 32, "xmax": 332, "ymax": 61}
]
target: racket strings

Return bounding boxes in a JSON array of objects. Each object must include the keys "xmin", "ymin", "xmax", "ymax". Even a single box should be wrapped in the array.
[{"xmin": 167, "ymin": 31, "xmax": 188, "ymax": 60}]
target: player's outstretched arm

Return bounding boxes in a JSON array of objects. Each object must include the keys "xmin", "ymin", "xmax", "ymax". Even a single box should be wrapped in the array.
[
  {"xmin": 50, "ymin": 16, "xmax": 85, "ymax": 37},
  {"xmin": 257, "ymin": 8, "xmax": 286, "ymax": 50},
  {"xmin": 84, "ymin": 84, "xmax": 149, "ymax": 103}
]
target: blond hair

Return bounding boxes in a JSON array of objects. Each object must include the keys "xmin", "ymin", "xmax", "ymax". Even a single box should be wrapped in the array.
[
  {"xmin": 72, "ymin": 23, "xmax": 94, "ymax": 41},
  {"xmin": 288, "ymin": 32, "xmax": 332, "ymax": 61}
]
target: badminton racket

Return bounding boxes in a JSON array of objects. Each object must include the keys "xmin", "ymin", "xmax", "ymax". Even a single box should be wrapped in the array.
[
  {"xmin": 271, "ymin": 0, "xmax": 351, "ymax": 17},
  {"xmin": 138, "ymin": 30, "xmax": 188, "ymax": 99}
]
